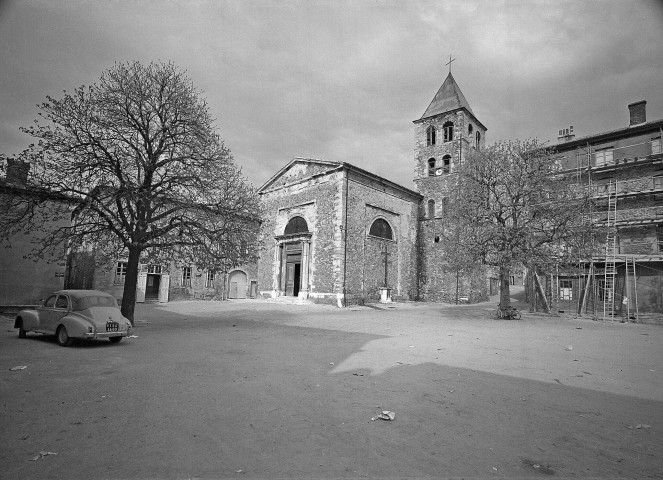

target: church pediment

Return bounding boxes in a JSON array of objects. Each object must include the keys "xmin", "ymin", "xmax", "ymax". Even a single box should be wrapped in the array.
[{"xmin": 258, "ymin": 158, "xmax": 343, "ymax": 193}]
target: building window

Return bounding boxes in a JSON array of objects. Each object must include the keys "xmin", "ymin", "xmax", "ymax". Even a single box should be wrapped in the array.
[
  {"xmin": 284, "ymin": 216, "xmax": 309, "ymax": 235},
  {"xmin": 652, "ymin": 137, "xmax": 662, "ymax": 155},
  {"xmin": 434, "ymin": 236, "xmax": 440, "ymax": 243},
  {"xmin": 427, "ymin": 199, "xmax": 435, "ymax": 219},
  {"xmin": 115, "ymin": 261, "xmax": 128, "ymax": 284},
  {"xmin": 205, "ymin": 270, "xmax": 216, "ymax": 288},
  {"xmin": 476, "ymin": 131, "xmax": 481, "ymax": 148},
  {"xmin": 441, "ymin": 197, "xmax": 449, "ymax": 216},
  {"xmin": 428, "ymin": 158, "xmax": 436, "ymax": 177},
  {"xmin": 442, "ymin": 155, "xmax": 451, "ymax": 174},
  {"xmin": 595, "ymin": 147, "xmax": 614, "ymax": 166},
  {"xmin": 597, "ymin": 279, "xmax": 613, "ymax": 302},
  {"xmin": 559, "ymin": 279, "xmax": 573, "ymax": 300},
  {"xmin": 369, "ymin": 218, "xmax": 393, "ymax": 240},
  {"xmin": 426, "ymin": 125, "xmax": 436, "ymax": 146},
  {"xmin": 468, "ymin": 124, "xmax": 473, "ymax": 135},
  {"xmin": 658, "ymin": 229, "xmax": 663, "ymax": 253},
  {"xmin": 443, "ymin": 121, "xmax": 454, "ymax": 142},
  {"xmin": 182, "ymin": 266, "xmax": 192, "ymax": 287},
  {"xmin": 654, "ymin": 176, "xmax": 663, "ymax": 190},
  {"xmin": 147, "ymin": 264, "xmax": 161, "ymax": 274}
]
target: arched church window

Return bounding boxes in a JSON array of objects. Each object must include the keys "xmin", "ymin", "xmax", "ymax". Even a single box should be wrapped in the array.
[
  {"xmin": 284, "ymin": 216, "xmax": 309, "ymax": 235},
  {"xmin": 369, "ymin": 218, "xmax": 393, "ymax": 240},
  {"xmin": 441, "ymin": 196, "xmax": 449, "ymax": 216},
  {"xmin": 476, "ymin": 131, "xmax": 481, "ymax": 148},
  {"xmin": 468, "ymin": 124, "xmax": 473, "ymax": 135},
  {"xmin": 442, "ymin": 155, "xmax": 451, "ymax": 174},
  {"xmin": 426, "ymin": 125, "xmax": 436, "ymax": 146},
  {"xmin": 428, "ymin": 158, "xmax": 436, "ymax": 177},
  {"xmin": 427, "ymin": 199, "xmax": 435, "ymax": 219},
  {"xmin": 443, "ymin": 121, "xmax": 454, "ymax": 142}
]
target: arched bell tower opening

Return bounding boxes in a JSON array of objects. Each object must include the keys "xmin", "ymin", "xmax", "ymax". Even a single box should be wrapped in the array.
[{"xmin": 275, "ymin": 216, "xmax": 312, "ymax": 298}]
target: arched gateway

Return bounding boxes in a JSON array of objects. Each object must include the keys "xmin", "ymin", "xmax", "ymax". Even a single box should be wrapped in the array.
[{"xmin": 228, "ymin": 270, "xmax": 247, "ymax": 299}]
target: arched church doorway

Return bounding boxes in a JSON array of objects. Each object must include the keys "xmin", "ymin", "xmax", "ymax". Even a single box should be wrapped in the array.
[
  {"xmin": 228, "ymin": 270, "xmax": 247, "ymax": 299},
  {"xmin": 276, "ymin": 216, "xmax": 312, "ymax": 298}
]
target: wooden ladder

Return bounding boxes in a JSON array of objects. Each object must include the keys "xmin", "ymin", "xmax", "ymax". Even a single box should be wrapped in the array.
[{"xmin": 603, "ymin": 181, "xmax": 618, "ymax": 321}]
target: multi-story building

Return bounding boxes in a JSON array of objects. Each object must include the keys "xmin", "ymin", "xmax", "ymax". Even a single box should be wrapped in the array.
[{"xmin": 549, "ymin": 101, "xmax": 663, "ymax": 323}]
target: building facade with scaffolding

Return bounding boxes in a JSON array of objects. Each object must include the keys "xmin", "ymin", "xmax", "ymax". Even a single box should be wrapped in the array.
[{"xmin": 530, "ymin": 101, "xmax": 663, "ymax": 324}]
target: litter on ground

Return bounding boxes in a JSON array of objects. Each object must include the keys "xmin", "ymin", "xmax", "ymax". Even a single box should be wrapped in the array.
[
  {"xmin": 10, "ymin": 366, "xmax": 27, "ymax": 371},
  {"xmin": 372, "ymin": 410, "xmax": 396, "ymax": 421},
  {"xmin": 30, "ymin": 452, "xmax": 57, "ymax": 461}
]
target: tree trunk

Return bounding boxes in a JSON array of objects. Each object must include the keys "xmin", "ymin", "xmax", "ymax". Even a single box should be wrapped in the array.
[
  {"xmin": 121, "ymin": 245, "xmax": 142, "ymax": 324},
  {"xmin": 455, "ymin": 269, "xmax": 460, "ymax": 304},
  {"xmin": 499, "ymin": 265, "xmax": 511, "ymax": 309},
  {"xmin": 533, "ymin": 271, "xmax": 551, "ymax": 313}
]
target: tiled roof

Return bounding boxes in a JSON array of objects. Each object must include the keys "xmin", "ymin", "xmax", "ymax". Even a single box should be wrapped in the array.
[{"xmin": 419, "ymin": 72, "xmax": 475, "ymax": 120}]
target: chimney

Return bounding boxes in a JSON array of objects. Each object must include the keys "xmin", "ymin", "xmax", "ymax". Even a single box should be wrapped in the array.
[
  {"xmin": 628, "ymin": 100, "xmax": 646, "ymax": 126},
  {"xmin": 557, "ymin": 125, "xmax": 575, "ymax": 142},
  {"xmin": 5, "ymin": 158, "xmax": 30, "ymax": 186}
]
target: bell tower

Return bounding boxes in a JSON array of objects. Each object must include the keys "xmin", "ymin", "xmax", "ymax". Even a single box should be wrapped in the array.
[
  {"xmin": 413, "ymin": 71, "xmax": 486, "ymax": 216},
  {"xmin": 414, "ymin": 70, "xmax": 488, "ymax": 302}
]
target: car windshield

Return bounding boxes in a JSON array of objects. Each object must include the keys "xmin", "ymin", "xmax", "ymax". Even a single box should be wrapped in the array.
[{"xmin": 71, "ymin": 295, "xmax": 118, "ymax": 311}]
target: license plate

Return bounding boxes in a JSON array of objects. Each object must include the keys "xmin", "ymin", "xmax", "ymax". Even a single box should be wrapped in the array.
[{"xmin": 106, "ymin": 321, "xmax": 119, "ymax": 332}]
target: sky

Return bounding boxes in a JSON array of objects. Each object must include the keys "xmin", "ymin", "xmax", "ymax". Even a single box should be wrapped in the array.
[{"xmin": 1, "ymin": 0, "xmax": 662, "ymax": 190}]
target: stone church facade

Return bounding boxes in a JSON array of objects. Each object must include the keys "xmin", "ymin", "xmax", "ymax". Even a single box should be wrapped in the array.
[
  {"xmin": 257, "ymin": 159, "xmax": 421, "ymax": 305},
  {"xmin": 257, "ymin": 73, "xmax": 491, "ymax": 305}
]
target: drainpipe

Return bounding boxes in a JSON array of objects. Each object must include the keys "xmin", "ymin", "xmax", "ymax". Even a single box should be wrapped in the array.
[{"xmin": 341, "ymin": 167, "xmax": 349, "ymax": 307}]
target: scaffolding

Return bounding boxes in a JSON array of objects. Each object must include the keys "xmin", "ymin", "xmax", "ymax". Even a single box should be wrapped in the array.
[
  {"xmin": 538, "ymin": 136, "xmax": 663, "ymax": 321},
  {"xmin": 625, "ymin": 255, "xmax": 639, "ymax": 322}
]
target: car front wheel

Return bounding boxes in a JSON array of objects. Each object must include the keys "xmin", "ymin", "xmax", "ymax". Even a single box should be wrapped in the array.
[
  {"xmin": 56, "ymin": 326, "xmax": 73, "ymax": 347},
  {"xmin": 109, "ymin": 337, "xmax": 122, "ymax": 344}
]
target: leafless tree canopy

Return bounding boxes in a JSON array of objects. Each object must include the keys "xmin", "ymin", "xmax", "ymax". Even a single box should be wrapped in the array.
[
  {"xmin": 445, "ymin": 139, "xmax": 598, "ymax": 308},
  {"xmin": 1, "ymin": 61, "xmax": 262, "ymax": 320}
]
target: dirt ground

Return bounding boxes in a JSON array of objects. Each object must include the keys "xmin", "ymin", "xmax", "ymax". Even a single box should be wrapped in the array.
[{"xmin": 1, "ymin": 289, "xmax": 662, "ymax": 479}]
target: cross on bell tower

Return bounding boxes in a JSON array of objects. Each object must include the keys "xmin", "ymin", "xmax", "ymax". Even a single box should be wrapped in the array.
[{"xmin": 445, "ymin": 54, "xmax": 455, "ymax": 74}]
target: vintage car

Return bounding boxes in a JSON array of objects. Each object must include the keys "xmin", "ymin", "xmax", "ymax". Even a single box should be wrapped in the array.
[{"xmin": 14, "ymin": 290, "xmax": 132, "ymax": 346}]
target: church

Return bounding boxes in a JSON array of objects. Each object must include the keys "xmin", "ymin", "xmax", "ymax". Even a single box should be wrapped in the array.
[{"xmin": 256, "ymin": 72, "xmax": 491, "ymax": 305}]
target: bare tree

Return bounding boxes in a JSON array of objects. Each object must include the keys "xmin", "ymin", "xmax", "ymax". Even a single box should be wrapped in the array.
[
  {"xmin": 447, "ymin": 139, "xmax": 598, "ymax": 313},
  {"xmin": 0, "ymin": 61, "xmax": 261, "ymax": 322}
]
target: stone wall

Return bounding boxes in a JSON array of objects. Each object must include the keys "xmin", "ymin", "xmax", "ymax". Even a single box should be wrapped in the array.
[
  {"xmin": 0, "ymin": 196, "xmax": 67, "ymax": 305},
  {"xmin": 417, "ymin": 218, "xmax": 489, "ymax": 302},
  {"xmin": 343, "ymin": 173, "xmax": 419, "ymax": 303}
]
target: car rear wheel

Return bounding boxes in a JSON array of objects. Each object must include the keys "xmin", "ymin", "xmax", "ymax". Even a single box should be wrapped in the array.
[
  {"xmin": 56, "ymin": 326, "xmax": 73, "ymax": 347},
  {"xmin": 109, "ymin": 336, "xmax": 122, "ymax": 344},
  {"xmin": 17, "ymin": 319, "xmax": 26, "ymax": 339}
]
